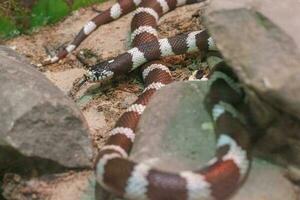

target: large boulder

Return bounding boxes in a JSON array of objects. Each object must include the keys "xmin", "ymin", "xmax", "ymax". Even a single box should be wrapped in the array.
[
  {"xmin": 204, "ymin": 0, "xmax": 300, "ymax": 120},
  {"xmin": 130, "ymin": 81, "xmax": 297, "ymax": 200},
  {"xmin": 204, "ymin": 0, "xmax": 300, "ymax": 169},
  {"xmin": 0, "ymin": 46, "xmax": 93, "ymax": 175}
]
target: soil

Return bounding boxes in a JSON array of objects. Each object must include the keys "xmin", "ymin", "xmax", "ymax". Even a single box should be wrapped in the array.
[{"xmin": 2, "ymin": 1, "xmax": 208, "ymax": 199}]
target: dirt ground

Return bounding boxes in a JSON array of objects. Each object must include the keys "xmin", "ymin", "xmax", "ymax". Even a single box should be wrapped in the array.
[{"xmin": 3, "ymin": 1, "xmax": 208, "ymax": 199}]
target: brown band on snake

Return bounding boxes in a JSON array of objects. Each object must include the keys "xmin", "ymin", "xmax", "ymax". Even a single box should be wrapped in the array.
[
  {"xmin": 134, "ymin": 88, "xmax": 157, "ymax": 105},
  {"xmin": 42, "ymin": 0, "xmax": 139, "ymax": 65},
  {"xmin": 101, "ymin": 158, "xmax": 136, "ymax": 195},
  {"xmin": 142, "ymin": 62, "xmax": 173, "ymax": 85},
  {"xmin": 215, "ymin": 113, "xmax": 250, "ymax": 152},
  {"xmin": 141, "ymin": 40, "xmax": 162, "ymax": 59},
  {"xmin": 206, "ymin": 79, "xmax": 243, "ymax": 108},
  {"xmin": 132, "ymin": 33, "xmax": 158, "ymax": 47},
  {"xmin": 144, "ymin": 69, "xmax": 172, "ymax": 85},
  {"xmin": 106, "ymin": 134, "xmax": 134, "ymax": 153},
  {"xmin": 165, "ymin": 0, "xmax": 178, "ymax": 9},
  {"xmin": 199, "ymin": 160, "xmax": 240, "ymax": 200},
  {"xmin": 146, "ymin": 169, "xmax": 188, "ymax": 200},
  {"xmin": 72, "ymin": 10, "xmax": 111, "ymax": 46},
  {"xmin": 115, "ymin": 111, "xmax": 141, "ymax": 130},
  {"xmin": 131, "ymin": 11, "xmax": 157, "ymax": 31},
  {"xmin": 107, "ymin": 53, "xmax": 134, "ymax": 74}
]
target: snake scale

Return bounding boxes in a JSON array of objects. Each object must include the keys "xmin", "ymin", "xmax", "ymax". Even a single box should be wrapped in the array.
[{"xmin": 43, "ymin": 0, "xmax": 252, "ymax": 199}]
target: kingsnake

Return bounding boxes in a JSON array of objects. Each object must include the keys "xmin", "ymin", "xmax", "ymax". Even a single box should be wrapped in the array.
[{"xmin": 43, "ymin": 0, "xmax": 252, "ymax": 199}]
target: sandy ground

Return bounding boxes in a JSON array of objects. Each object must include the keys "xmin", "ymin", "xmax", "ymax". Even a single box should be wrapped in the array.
[{"xmin": 3, "ymin": 1, "xmax": 208, "ymax": 199}]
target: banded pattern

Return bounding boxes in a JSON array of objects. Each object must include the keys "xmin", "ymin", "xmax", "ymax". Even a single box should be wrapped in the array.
[
  {"xmin": 43, "ymin": 0, "xmax": 142, "ymax": 65},
  {"xmin": 95, "ymin": 62, "xmax": 251, "ymax": 200},
  {"xmin": 85, "ymin": 30, "xmax": 210, "ymax": 81},
  {"xmin": 42, "ymin": 0, "xmax": 252, "ymax": 199},
  {"xmin": 86, "ymin": 0, "xmax": 252, "ymax": 200},
  {"xmin": 42, "ymin": 0, "xmax": 207, "ymax": 66}
]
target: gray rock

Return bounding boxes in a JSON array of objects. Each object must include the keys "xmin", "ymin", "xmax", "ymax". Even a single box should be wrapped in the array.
[
  {"xmin": 130, "ymin": 81, "xmax": 297, "ymax": 200},
  {"xmin": 133, "ymin": 81, "xmax": 215, "ymax": 171},
  {"xmin": 232, "ymin": 160, "xmax": 298, "ymax": 200},
  {"xmin": 0, "ymin": 45, "xmax": 93, "ymax": 174},
  {"xmin": 204, "ymin": 0, "xmax": 300, "ymax": 121},
  {"xmin": 204, "ymin": 0, "xmax": 300, "ymax": 170}
]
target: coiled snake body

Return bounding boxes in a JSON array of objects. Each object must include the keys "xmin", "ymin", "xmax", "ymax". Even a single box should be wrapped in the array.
[{"xmin": 44, "ymin": 0, "xmax": 252, "ymax": 199}]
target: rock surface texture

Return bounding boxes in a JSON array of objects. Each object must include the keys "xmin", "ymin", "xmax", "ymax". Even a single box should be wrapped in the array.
[
  {"xmin": 132, "ymin": 81, "xmax": 298, "ymax": 200},
  {"xmin": 205, "ymin": 0, "xmax": 300, "ymax": 119},
  {"xmin": 204, "ymin": 0, "xmax": 300, "ymax": 169},
  {"xmin": 0, "ymin": 46, "xmax": 93, "ymax": 174}
]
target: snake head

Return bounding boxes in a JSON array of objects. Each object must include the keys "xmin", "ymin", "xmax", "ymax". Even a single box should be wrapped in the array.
[
  {"xmin": 69, "ymin": 60, "xmax": 114, "ymax": 97},
  {"xmin": 85, "ymin": 60, "xmax": 114, "ymax": 82}
]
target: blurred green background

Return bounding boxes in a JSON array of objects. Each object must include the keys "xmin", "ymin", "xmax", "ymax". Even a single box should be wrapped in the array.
[{"xmin": 0, "ymin": 0, "xmax": 105, "ymax": 40}]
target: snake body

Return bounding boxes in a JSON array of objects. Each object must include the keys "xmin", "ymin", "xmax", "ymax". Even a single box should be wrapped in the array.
[
  {"xmin": 94, "ymin": 52, "xmax": 251, "ymax": 200},
  {"xmin": 43, "ymin": 0, "xmax": 207, "ymax": 65},
  {"xmin": 44, "ymin": 0, "xmax": 140, "ymax": 64},
  {"xmin": 44, "ymin": 0, "xmax": 252, "ymax": 199}
]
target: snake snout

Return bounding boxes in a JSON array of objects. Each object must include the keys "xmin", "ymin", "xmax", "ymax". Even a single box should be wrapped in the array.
[{"xmin": 86, "ymin": 67, "xmax": 114, "ymax": 82}]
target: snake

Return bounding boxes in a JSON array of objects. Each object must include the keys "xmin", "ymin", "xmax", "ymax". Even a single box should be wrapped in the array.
[{"xmin": 43, "ymin": 0, "xmax": 252, "ymax": 199}]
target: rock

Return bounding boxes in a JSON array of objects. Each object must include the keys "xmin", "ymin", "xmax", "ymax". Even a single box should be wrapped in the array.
[
  {"xmin": 129, "ymin": 81, "xmax": 297, "ymax": 200},
  {"xmin": 204, "ymin": 0, "xmax": 300, "ymax": 121},
  {"xmin": 133, "ymin": 81, "xmax": 215, "ymax": 171},
  {"xmin": 204, "ymin": 0, "xmax": 300, "ymax": 170},
  {"xmin": 232, "ymin": 160, "xmax": 298, "ymax": 200},
  {"xmin": 0, "ymin": 45, "xmax": 93, "ymax": 174},
  {"xmin": 254, "ymin": 114, "xmax": 300, "ymax": 168}
]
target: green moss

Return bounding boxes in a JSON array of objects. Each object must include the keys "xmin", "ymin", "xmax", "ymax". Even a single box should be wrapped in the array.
[
  {"xmin": 0, "ymin": 16, "xmax": 20, "ymax": 39},
  {"xmin": 0, "ymin": 0, "xmax": 107, "ymax": 39},
  {"xmin": 72, "ymin": 0, "xmax": 104, "ymax": 10},
  {"xmin": 30, "ymin": 0, "xmax": 70, "ymax": 28}
]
